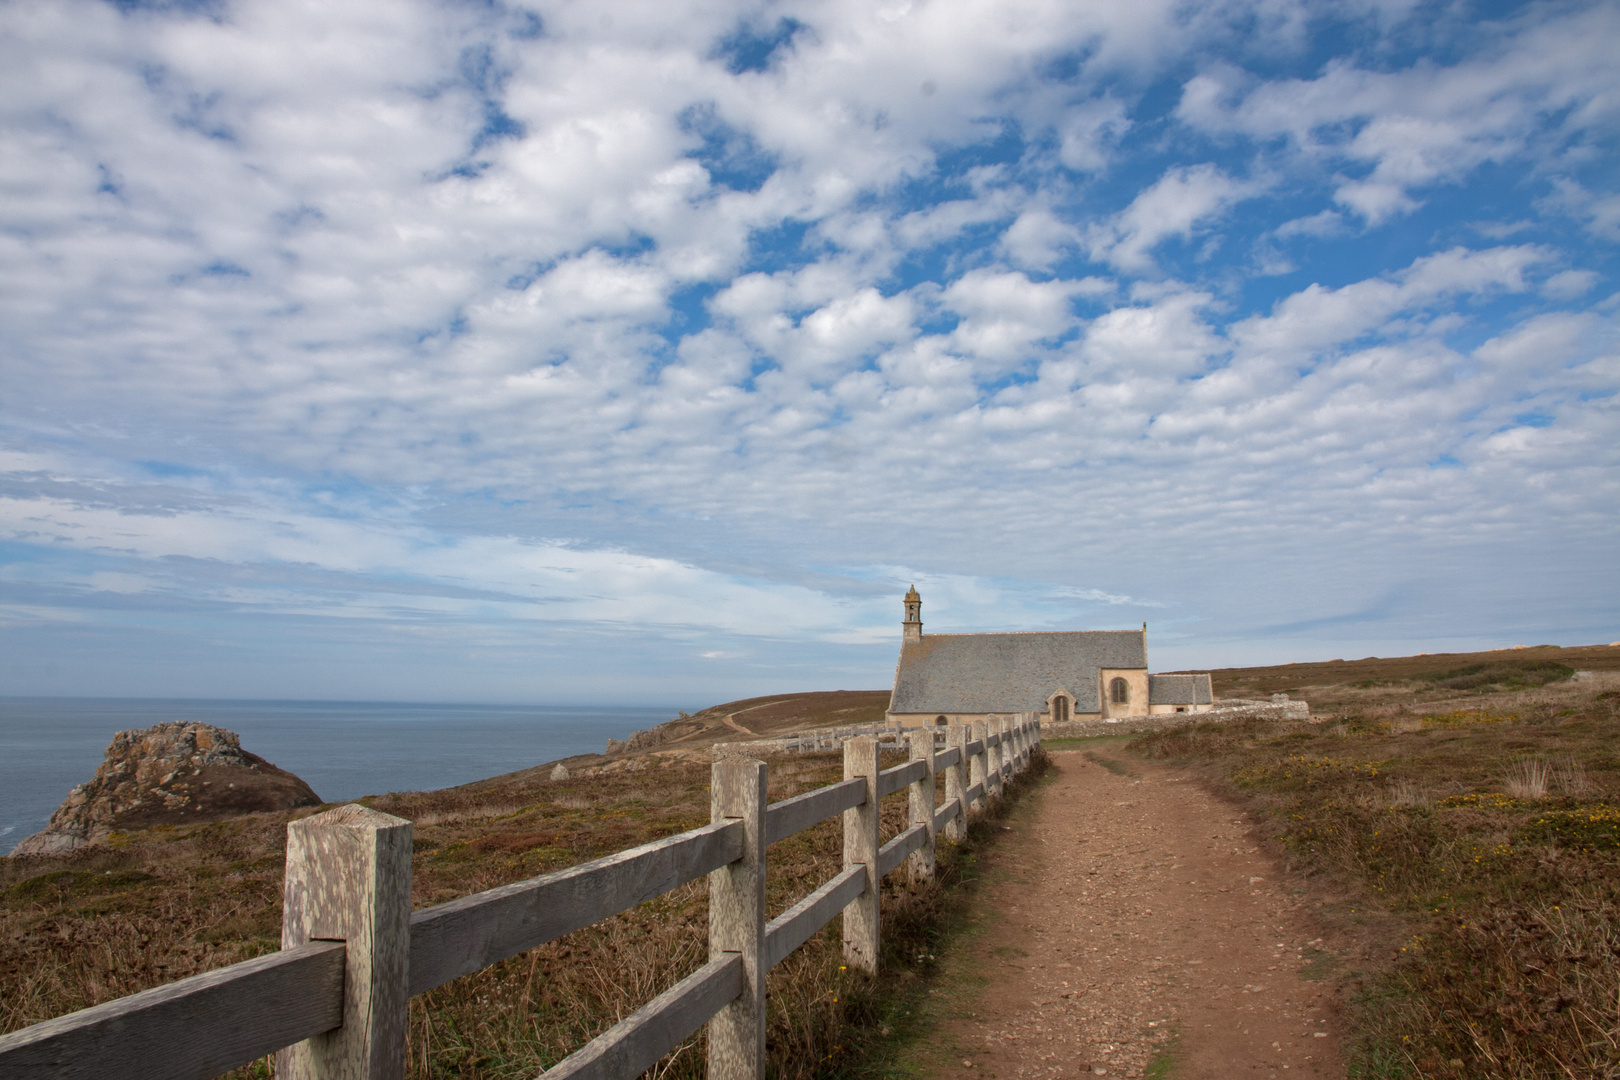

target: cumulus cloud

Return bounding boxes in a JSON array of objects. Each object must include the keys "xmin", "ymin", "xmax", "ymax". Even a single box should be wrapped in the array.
[{"xmin": 1084, "ymin": 164, "xmax": 1254, "ymax": 271}]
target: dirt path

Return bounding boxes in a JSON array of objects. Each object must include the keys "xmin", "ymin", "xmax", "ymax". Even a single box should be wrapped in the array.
[
  {"xmin": 920, "ymin": 748, "xmax": 1347, "ymax": 1079},
  {"xmin": 722, "ymin": 714, "xmax": 757, "ymax": 736}
]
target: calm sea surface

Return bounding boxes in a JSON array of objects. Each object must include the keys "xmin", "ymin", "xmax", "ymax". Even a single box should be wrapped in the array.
[{"xmin": 0, "ymin": 698, "xmax": 675, "ymax": 854}]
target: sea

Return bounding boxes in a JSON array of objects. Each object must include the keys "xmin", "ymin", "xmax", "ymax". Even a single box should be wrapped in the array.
[{"xmin": 0, "ymin": 697, "xmax": 676, "ymax": 855}]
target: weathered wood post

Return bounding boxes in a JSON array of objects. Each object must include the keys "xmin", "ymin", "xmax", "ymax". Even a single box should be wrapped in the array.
[
  {"xmin": 944, "ymin": 722, "xmax": 968, "ymax": 841},
  {"xmin": 970, "ymin": 720, "xmax": 989, "ymax": 808},
  {"xmin": 999, "ymin": 718, "xmax": 1013, "ymax": 783},
  {"xmin": 1015, "ymin": 715, "xmax": 1027, "ymax": 771},
  {"xmin": 907, "ymin": 728, "xmax": 936, "ymax": 883},
  {"xmin": 709, "ymin": 757, "xmax": 767, "ymax": 1080},
  {"xmin": 988, "ymin": 720, "xmax": 1004, "ymax": 798},
  {"xmin": 276, "ymin": 804, "xmax": 412, "ymax": 1080},
  {"xmin": 842, "ymin": 735, "xmax": 880, "ymax": 973}
]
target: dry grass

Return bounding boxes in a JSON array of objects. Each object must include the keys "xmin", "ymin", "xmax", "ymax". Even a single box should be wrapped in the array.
[
  {"xmin": 1, "ymin": 745, "xmax": 1046, "ymax": 1080},
  {"xmin": 1503, "ymin": 759, "xmax": 1550, "ymax": 801},
  {"xmin": 1386, "ymin": 779, "xmax": 1430, "ymax": 809},
  {"xmin": 1131, "ymin": 678, "xmax": 1620, "ymax": 1079}
]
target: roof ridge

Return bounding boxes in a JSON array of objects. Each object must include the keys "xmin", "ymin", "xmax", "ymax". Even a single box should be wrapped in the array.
[{"xmin": 910, "ymin": 628, "xmax": 1145, "ymax": 639}]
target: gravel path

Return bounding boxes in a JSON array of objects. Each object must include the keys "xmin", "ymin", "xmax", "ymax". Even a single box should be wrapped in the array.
[{"xmin": 922, "ymin": 748, "xmax": 1347, "ymax": 1079}]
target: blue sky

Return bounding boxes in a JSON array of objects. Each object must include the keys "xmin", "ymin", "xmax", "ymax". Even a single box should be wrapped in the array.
[{"xmin": 1, "ymin": 0, "xmax": 1616, "ymax": 705}]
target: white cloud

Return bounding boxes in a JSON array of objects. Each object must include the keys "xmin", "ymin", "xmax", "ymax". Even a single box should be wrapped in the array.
[
  {"xmin": 1272, "ymin": 210, "xmax": 1346, "ymax": 240},
  {"xmin": 1085, "ymin": 165, "xmax": 1253, "ymax": 272},
  {"xmin": 1230, "ymin": 246, "xmax": 1546, "ymax": 359},
  {"xmin": 1542, "ymin": 178, "xmax": 1620, "ymax": 241},
  {"xmin": 1542, "ymin": 269, "xmax": 1600, "ymax": 301},
  {"xmin": 1000, "ymin": 208, "xmax": 1083, "ymax": 271},
  {"xmin": 1056, "ymin": 97, "xmax": 1132, "ymax": 173}
]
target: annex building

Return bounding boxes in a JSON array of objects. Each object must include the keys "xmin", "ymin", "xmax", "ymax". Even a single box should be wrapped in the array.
[{"xmin": 885, "ymin": 586, "xmax": 1214, "ymax": 727}]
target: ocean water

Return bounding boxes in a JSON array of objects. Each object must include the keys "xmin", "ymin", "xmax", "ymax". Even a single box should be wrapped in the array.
[{"xmin": 0, "ymin": 698, "xmax": 675, "ymax": 854}]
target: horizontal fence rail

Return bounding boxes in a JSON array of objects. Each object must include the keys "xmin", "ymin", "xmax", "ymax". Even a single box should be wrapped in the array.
[
  {"xmin": 0, "ymin": 941, "xmax": 345, "ymax": 1080},
  {"xmin": 0, "ymin": 714, "xmax": 1041, "ymax": 1080},
  {"xmin": 544, "ymin": 955, "xmax": 744, "ymax": 1080},
  {"xmin": 409, "ymin": 819, "xmax": 743, "ymax": 996}
]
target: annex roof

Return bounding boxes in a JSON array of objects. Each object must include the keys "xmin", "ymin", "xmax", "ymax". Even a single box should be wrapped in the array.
[
  {"xmin": 1148, "ymin": 673, "xmax": 1214, "ymax": 706},
  {"xmin": 890, "ymin": 630, "xmax": 1147, "ymax": 715}
]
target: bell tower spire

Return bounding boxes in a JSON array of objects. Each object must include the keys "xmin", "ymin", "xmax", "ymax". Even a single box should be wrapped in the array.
[{"xmin": 903, "ymin": 585, "xmax": 923, "ymax": 644}]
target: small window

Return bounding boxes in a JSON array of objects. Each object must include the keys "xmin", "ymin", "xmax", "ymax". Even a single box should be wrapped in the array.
[
  {"xmin": 1052, "ymin": 696, "xmax": 1069, "ymax": 723},
  {"xmin": 935, "ymin": 715, "xmax": 948, "ymax": 726},
  {"xmin": 1110, "ymin": 677, "xmax": 1130, "ymax": 704}
]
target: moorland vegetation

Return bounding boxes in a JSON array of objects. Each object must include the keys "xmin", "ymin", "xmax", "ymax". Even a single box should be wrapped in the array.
[{"xmin": 1135, "ymin": 647, "xmax": 1620, "ymax": 1079}]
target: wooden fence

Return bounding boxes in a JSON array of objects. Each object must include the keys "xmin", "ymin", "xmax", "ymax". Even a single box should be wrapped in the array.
[{"xmin": 0, "ymin": 714, "xmax": 1041, "ymax": 1080}]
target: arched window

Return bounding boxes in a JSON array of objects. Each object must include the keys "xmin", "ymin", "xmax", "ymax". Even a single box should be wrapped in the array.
[
  {"xmin": 935, "ymin": 715, "xmax": 948, "ymax": 726},
  {"xmin": 1052, "ymin": 696, "xmax": 1069, "ymax": 723},
  {"xmin": 1110, "ymin": 677, "xmax": 1130, "ymax": 704}
]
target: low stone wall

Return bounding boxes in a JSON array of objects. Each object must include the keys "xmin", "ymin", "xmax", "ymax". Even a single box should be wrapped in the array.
[
  {"xmin": 1042, "ymin": 698, "xmax": 1310, "ymax": 740},
  {"xmin": 712, "ymin": 727, "xmax": 908, "ymax": 759}
]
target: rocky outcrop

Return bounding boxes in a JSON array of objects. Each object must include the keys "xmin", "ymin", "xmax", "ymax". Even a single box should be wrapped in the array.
[{"xmin": 11, "ymin": 722, "xmax": 321, "ymax": 856}]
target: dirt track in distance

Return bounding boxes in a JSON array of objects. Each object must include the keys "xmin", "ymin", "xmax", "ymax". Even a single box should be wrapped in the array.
[{"xmin": 915, "ymin": 747, "xmax": 1348, "ymax": 1080}]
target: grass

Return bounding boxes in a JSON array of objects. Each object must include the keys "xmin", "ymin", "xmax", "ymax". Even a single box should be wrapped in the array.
[
  {"xmin": 1142, "ymin": 1033, "xmax": 1179, "ymax": 1079},
  {"xmin": 2, "ymin": 744, "xmax": 1049, "ymax": 1080},
  {"xmin": 1082, "ymin": 750, "xmax": 1135, "ymax": 777},
  {"xmin": 1129, "ymin": 674, "xmax": 1620, "ymax": 1080}
]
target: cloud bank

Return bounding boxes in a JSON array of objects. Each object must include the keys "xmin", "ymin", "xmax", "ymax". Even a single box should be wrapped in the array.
[{"xmin": 1, "ymin": 0, "xmax": 1616, "ymax": 703}]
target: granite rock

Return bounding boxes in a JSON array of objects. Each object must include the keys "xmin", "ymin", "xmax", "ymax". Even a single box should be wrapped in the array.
[{"xmin": 12, "ymin": 722, "xmax": 321, "ymax": 856}]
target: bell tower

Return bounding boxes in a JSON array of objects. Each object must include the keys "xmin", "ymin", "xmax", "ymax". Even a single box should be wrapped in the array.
[{"xmin": 903, "ymin": 585, "xmax": 923, "ymax": 644}]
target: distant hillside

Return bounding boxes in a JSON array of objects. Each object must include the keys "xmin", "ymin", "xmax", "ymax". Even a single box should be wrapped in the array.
[
  {"xmin": 1188, "ymin": 641, "xmax": 1620, "ymax": 709},
  {"xmin": 609, "ymin": 690, "xmax": 892, "ymax": 751}
]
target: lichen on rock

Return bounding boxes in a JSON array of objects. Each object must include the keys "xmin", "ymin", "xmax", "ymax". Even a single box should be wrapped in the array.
[{"xmin": 11, "ymin": 721, "xmax": 322, "ymax": 856}]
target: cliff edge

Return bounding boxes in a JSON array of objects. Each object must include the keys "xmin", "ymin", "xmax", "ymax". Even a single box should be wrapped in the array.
[{"xmin": 11, "ymin": 722, "xmax": 321, "ymax": 856}]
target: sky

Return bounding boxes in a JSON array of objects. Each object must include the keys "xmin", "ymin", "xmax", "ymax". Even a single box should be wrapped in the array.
[{"xmin": 1, "ymin": 0, "xmax": 1617, "ymax": 706}]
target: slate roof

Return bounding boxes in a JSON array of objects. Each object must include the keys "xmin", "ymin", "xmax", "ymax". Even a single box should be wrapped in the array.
[
  {"xmin": 1148, "ymin": 673, "xmax": 1214, "ymax": 706},
  {"xmin": 890, "ymin": 630, "xmax": 1147, "ymax": 714}
]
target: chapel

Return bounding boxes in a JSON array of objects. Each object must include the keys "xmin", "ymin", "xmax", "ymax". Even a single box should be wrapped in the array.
[{"xmin": 885, "ymin": 586, "xmax": 1214, "ymax": 727}]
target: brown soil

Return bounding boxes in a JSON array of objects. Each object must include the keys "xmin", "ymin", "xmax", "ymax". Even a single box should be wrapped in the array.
[{"xmin": 919, "ymin": 748, "xmax": 1347, "ymax": 1080}]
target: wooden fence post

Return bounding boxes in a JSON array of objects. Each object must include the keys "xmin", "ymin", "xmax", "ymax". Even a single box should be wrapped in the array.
[
  {"xmin": 944, "ymin": 722, "xmax": 967, "ymax": 841},
  {"xmin": 842, "ymin": 735, "xmax": 880, "ymax": 973},
  {"xmin": 708, "ymin": 757, "xmax": 767, "ymax": 1080},
  {"xmin": 907, "ymin": 729, "xmax": 935, "ymax": 883},
  {"xmin": 970, "ymin": 720, "xmax": 989, "ymax": 809},
  {"xmin": 984, "ymin": 722, "xmax": 997, "ymax": 799},
  {"xmin": 276, "ymin": 804, "xmax": 412, "ymax": 1080}
]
